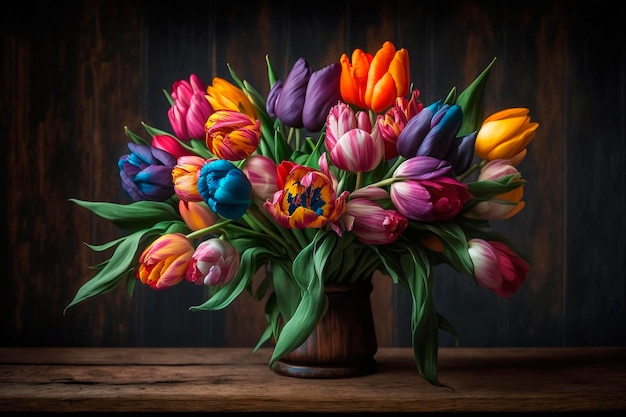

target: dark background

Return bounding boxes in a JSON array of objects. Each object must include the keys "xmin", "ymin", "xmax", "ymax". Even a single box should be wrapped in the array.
[{"xmin": 2, "ymin": 0, "xmax": 624, "ymax": 349}]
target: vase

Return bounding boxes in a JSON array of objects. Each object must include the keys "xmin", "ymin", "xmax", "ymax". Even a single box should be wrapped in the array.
[{"xmin": 271, "ymin": 278, "xmax": 378, "ymax": 378}]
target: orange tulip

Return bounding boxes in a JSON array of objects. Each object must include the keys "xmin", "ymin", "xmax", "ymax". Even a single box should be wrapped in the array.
[
  {"xmin": 475, "ymin": 108, "xmax": 539, "ymax": 162},
  {"xmin": 205, "ymin": 77, "xmax": 257, "ymax": 119},
  {"xmin": 340, "ymin": 41, "xmax": 410, "ymax": 113}
]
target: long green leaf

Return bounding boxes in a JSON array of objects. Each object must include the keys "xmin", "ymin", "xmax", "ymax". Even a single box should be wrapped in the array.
[
  {"xmin": 64, "ymin": 228, "xmax": 162, "ymax": 313},
  {"xmin": 70, "ymin": 198, "xmax": 180, "ymax": 232},
  {"xmin": 456, "ymin": 58, "xmax": 496, "ymax": 136}
]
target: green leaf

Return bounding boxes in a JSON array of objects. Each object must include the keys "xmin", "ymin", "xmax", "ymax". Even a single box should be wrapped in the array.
[
  {"xmin": 69, "ymin": 198, "xmax": 181, "ymax": 232},
  {"xmin": 189, "ymin": 246, "xmax": 273, "ymax": 311},
  {"xmin": 124, "ymin": 127, "xmax": 150, "ymax": 146},
  {"xmin": 265, "ymin": 55, "xmax": 278, "ymax": 88},
  {"xmin": 456, "ymin": 57, "xmax": 496, "ymax": 136},
  {"xmin": 64, "ymin": 227, "xmax": 163, "ymax": 313},
  {"xmin": 268, "ymin": 270, "xmax": 327, "ymax": 367},
  {"xmin": 378, "ymin": 246, "xmax": 448, "ymax": 388}
]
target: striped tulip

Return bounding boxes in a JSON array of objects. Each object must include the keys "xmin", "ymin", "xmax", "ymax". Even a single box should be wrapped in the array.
[
  {"xmin": 205, "ymin": 110, "xmax": 261, "ymax": 161},
  {"xmin": 325, "ymin": 102, "xmax": 384, "ymax": 172},
  {"xmin": 186, "ymin": 238, "xmax": 240, "ymax": 286},
  {"xmin": 345, "ymin": 197, "xmax": 408, "ymax": 244},
  {"xmin": 390, "ymin": 176, "xmax": 471, "ymax": 221},
  {"xmin": 264, "ymin": 164, "xmax": 349, "ymax": 235},
  {"xmin": 172, "ymin": 155, "xmax": 209, "ymax": 202},
  {"xmin": 136, "ymin": 233, "xmax": 194, "ymax": 289},
  {"xmin": 242, "ymin": 154, "xmax": 279, "ymax": 201},
  {"xmin": 467, "ymin": 238, "xmax": 529, "ymax": 298}
]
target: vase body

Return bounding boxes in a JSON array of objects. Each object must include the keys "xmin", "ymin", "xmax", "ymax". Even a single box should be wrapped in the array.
[{"xmin": 271, "ymin": 278, "xmax": 378, "ymax": 378}]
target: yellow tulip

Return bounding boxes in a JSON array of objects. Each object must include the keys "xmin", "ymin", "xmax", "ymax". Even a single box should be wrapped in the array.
[
  {"xmin": 206, "ymin": 77, "xmax": 257, "ymax": 119},
  {"xmin": 475, "ymin": 108, "xmax": 539, "ymax": 162}
]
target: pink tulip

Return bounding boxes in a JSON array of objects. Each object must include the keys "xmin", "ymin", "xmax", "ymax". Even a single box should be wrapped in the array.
[
  {"xmin": 467, "ymin": 238, "xmax": 529, "ymax": 298},
  {"xmin": 345, "ymin": 197, "xmax": 408, "ymax": 244},
  {"xmin": 242, "ymin": 154, "xmax": 279, "ymax": 201},
  {"xmin": 167, "ymin": 74, "xmax": 213, "ymax": 141},
  {"xmin": 377, "ymin": 89, "xmax": 423, "ymax": 159},
  {"xmin": 475, "ymin": 159, "xmax": 525, "ymax": 220},
  {"xmin": 151, "ymin": 134, "xmax": 196, "ymax": 159},
  {"xmin": 325, "ymin": 102, "xmax": 384, "ymax": 172},
  {"xmin": 390, "ymin": 176, "xmax": 471, "ymax": 221},
  {"xmin": 186, "ymin": 238, "xmax": 240, "ymax": 286}
]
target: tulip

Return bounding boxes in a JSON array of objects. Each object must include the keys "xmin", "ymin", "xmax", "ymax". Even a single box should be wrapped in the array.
[
  {"xmin": 205, "ymin": 110, "xmax": 261, "ymax": 161},
  {"xmin": 467, "ymin": 238, "xmax": 529, "ymax": 298},
  {"xmin": 118, "ymin": 143, "xmax": 177, "ymax": 202},
  {"xmin": 151, "ymin": 134, "xmax": 196, "ymax": 159},
  {"xmin": 197, "ymin": 159, "xmax": 252, "ymax": 219},
  {"xmin": 452, "ymin": 132, "xmax": 478, "ymax": 175},
  {"xmin": 344, "ymin": 198, "xmax": 408, "ymax": 244},
  {"xmin": 178, "ymin": 200, "xmax": 219, "ymax": 231},
  {"xmin": 242, "ymin": 154, "xmax": 279, "ymax": 201},
  {"xmin": 392, "ymin": 156, "xmax": 455, "ymax": 181},
  {"xmin": 136, "ymin": 233, "xmax": 194, "ymax": 289},
  {"xmin": 475, "ymin": 108, "xmax": 539, "ymax": 162},
  {"xmin": 396, "ymin": 100, "xmax": 463, "ymax": 161},
  {"xmin": 340, "ymin": 41, "xmax": 410, "ymax": 113},
  {"xmin": 266, "ymin": 58, "xmax": 341, "ymax": 132},
  {"xmin": 167, "ymin": 74, "xmax": 213, "ymax": 141},
  {"xmin": 325, "ymin": 102, "xmax": 384, "ymax": 172},
  {"xmin": 186, "ymin": 238, "xmax": 240, "ymax": 286},
  {"xmin": 377, "ymin": 89, "xmax": 423, "ymax": 159},
  {"xmin": 390, "ymin": 176, "xmax": 471, "ymax": 221},
  {"xmin": 206, "ymin": 77, "xmax": 257, "ymax": 120},
  {"xmin": 264, "ymin": 164, "xmax": 349, "ymax": 235},
  {"xmin": 474, "ymin": 159, "xmax": 525, "ymax": 220},
  {"xmin": 172, "ymin": 155, "xmax": 209, "ymax": 202}
]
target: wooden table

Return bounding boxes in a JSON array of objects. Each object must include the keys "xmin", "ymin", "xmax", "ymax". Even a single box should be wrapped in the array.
[{"xmin": 1, "ymin": 347, "xmax": 624, "ymax": 412}]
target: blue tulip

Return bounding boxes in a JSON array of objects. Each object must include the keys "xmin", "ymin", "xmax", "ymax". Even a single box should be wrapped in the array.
[
  {"xmin": 396, "ymin": 101, "xmax": 463, "ymax": 160},
  {"xmin": 197, "ymin": 159, "xmax": 252, "ymax": 219},
  {"xmin": 118, "ymin": 143, "xmax": 176, "ymax": 201}
]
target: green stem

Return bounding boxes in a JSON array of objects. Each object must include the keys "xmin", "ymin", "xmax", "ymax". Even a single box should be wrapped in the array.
[
  {"xmin": 384, "ymin": 156, "xmax": 406, "ymax": 179},
  {"xmin": 186, "ymin": 219, "xmax": 233, "ymax": 240},
  {"xmin": 457, "ymin": 160, "xmax": 487, "ymax": 182}
]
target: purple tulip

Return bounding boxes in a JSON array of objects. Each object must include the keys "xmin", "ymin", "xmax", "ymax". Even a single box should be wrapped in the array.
[
  {"xmin": 396, "ymin": 101, "xmax": 463, "ymax": 160},
  {"xmin": 267, "ymin": 58, "xmax": 341, "ymax": 132},
  {"xmin": 118, "ymin": 143, "xmax": 177, "ymax": 201}
]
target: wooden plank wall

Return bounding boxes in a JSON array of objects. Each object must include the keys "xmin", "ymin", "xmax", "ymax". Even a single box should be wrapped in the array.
[{"xmin": 2, "ymin": 0, "xmax": 624, "ymax": 349}]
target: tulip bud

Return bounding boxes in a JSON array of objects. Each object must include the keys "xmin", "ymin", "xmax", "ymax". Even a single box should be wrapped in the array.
[
  {"xmin": 186, "ymin": 238, "xmax": 240, "ymax": 286},
  {"xmin": 475, "ymin": 108, "xmax": 539, "ymax": 162}
]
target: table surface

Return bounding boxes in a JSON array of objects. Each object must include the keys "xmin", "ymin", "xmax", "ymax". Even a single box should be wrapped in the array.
[{"xmin": 1, "ymin": 346, "xmax": 625, "ymax": 412}]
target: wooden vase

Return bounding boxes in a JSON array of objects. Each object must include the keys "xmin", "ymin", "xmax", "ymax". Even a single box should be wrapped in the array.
[{"xmin": 271, "ymin": 278, "xmax": 378, "ymax": 378}]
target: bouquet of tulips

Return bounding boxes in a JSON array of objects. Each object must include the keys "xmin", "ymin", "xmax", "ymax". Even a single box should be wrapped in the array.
[{"xmin": 67, "ymin": 40, "xmax": 539, "ymax": 387}]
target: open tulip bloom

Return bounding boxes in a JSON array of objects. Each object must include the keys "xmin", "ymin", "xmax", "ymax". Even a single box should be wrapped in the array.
[{"xmin": 67, "ymin": 41, "xmax": 539, "ymax": 388}]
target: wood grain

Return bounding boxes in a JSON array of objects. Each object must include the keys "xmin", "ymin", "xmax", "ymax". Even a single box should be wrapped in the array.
[{"xmin": 0, "ymin": 347, "xmax": 624, "ymax": 412}]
